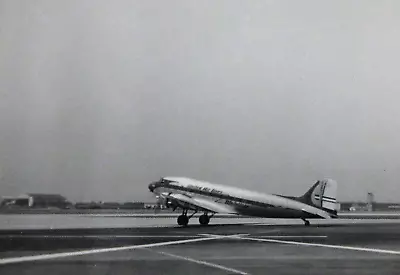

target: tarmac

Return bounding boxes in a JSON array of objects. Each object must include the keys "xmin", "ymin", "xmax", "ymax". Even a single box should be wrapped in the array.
[
  {"xmin": 2, "ymin": 213, "xmax": 400, "ymax": 230},
  {"xmin": 1, "ymin": 216, "xmax": 400, "ymax": 274}
]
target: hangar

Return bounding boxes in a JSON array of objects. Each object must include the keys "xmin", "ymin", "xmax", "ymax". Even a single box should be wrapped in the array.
[{"xmin": 1, "ymin": 194, "xmax": 71, "ymax": 209}]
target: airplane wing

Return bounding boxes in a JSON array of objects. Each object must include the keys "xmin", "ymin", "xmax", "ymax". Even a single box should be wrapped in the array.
[{"xmin": 165, "ymin": 193, "xmax": 238, "ymax": 214}]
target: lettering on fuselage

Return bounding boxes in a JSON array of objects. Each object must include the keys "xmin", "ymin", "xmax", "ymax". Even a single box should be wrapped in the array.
[
  {"xmin": 187, "ymin": 184, "xmax": 223, "ymax": 195},
  {"xmin": 225, "ymin": 200, "xmax": 249, "ymax": 208},
  {"xmin": 168, "ymin": 182, "xmax": 277, "ymax": 210}
]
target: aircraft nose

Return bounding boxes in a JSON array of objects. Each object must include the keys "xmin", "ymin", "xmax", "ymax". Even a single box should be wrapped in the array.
[{"xmin": 148, "ymin": 182, "xmax": 156, "ymax": 192}]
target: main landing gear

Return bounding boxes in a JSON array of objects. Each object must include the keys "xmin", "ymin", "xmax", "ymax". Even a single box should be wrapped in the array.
[
  {"xmin": 199, "ymin": 214, "xmax": 210, "ymax": 225},
  {"xmin": 177, "ymin": 209, "xmax": 193, "ymax": 226},
  {"xmin": 176, "ymin": 210, "xmax": 213, "ymax": 226},
  {"xmin": 301, "ymin": 218, "xmax": 311, "ymax": 227},
  {"xmin": 177, "ymin": 214, "xmax": 189, "ymax": 226}
]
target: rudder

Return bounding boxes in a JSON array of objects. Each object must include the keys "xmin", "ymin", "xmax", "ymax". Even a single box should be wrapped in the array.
[{"xmin": 299, "ymin": 179, "xmax": 338, "ymax": 215}]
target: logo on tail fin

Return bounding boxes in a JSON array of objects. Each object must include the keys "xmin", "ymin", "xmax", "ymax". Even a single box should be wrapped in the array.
[{"xmin": 300, "ymin": 179, "xmax": 338, "ymax": 214}]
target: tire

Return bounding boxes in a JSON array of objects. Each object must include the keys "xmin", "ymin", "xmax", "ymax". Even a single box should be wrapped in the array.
[
  {"xmin": 177, "ymin": 215, "xmax": 189, "ymax": 226},
  {"xmin": 199, "ymin": 215, "xmax": 210, "ymax": 225}
]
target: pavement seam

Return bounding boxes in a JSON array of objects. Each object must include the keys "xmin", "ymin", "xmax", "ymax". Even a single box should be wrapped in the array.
[
  {"xmin": 203, "ymin": 234, "xmax": 400, "ymax": 256},
  {"xmin": 0, "ymin": 235, "xmax": 230, "ymax": 265},
  {"xmin": 144, "ymin": 248, "xmax": 249, "ymax": 275},
  {"xmin": 232, "ymin": 236, "xmax": 400, "ymax": 255}
]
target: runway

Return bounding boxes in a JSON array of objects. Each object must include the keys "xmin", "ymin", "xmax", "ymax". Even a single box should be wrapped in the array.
[
  {"xmin": 1, "ymin": 220, "xmax": 400, "ymax": 274},
  {"xmin": 2, "ymin": 213, "xmax": 400, "ymax": 230}
]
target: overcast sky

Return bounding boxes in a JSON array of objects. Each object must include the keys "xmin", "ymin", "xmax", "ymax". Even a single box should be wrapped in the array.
[{"xmin": 1, "ymin": 1, "xmax": 400, "ymax": 202}]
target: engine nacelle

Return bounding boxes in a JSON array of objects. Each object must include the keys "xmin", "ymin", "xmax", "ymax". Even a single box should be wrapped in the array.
[{"xmin": 156, "ymin": 193, "xmax": 175, "ymax": 209}]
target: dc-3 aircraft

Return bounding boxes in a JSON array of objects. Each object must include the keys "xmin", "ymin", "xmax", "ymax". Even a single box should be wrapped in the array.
[{"xmin": 148, "ymin": 177, "xmax": 338, "ymax": 227}]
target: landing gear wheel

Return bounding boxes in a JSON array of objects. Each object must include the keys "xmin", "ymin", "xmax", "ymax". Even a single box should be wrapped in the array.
[
  {"xmin": 301, "ymin": 217, "xmax": 311, "ymax": 227},
  {"xmin": 199, "ymin": 214, "xmax": 210, "ymax": 225},
  {"xmin": 177, "ymin": 215, "xmax": 189, "ymax": 226}
]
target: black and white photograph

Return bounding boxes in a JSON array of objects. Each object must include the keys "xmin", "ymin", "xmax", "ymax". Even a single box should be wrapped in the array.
[{"xmin": 1, "ymin": 1, "xmax": 400, "ymax": 274}]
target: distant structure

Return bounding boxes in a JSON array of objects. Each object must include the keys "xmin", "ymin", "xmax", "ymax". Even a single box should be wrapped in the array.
[
  {"xmin": 367, "ymin": 192, "xmax": 375, "ymax": 211},
  {"xmin": 74, "ymin": 201, "xmax": 146, "ymax": 210},
  {"xmin": 339, "ymin": 191, "xmax": 400, "ymax": 212},
  {"xmin": 144, "ymin": 202, "xmax": 159, "ymax": 209},
  {"xmin": 0, "ymin": 195, "xmax": 31, "ymax": 208},
  {"xmin": 27, "ymin": 194, "xmax": 71, "ymax": 209},
  {"xmin": 120, "ymin": 202, "xmax": 145, "ymax": 209},
  {"xmin": 0, "ymin": 193, "xmax": 71, "ymax": 209}
]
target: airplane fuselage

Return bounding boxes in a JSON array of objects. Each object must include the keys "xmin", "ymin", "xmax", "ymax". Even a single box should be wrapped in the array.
[{"xmin": 149, "ymin": 177, "xmax": 334, "ymax": 219}]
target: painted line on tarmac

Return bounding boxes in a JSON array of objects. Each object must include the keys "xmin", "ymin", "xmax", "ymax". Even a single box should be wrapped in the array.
[
  {"xmin": 198, "ymin": 233, "xmax": 249, "ymax": 237},
  {"xmin": 0, "ymin": 235, "xmax": 202, "ymax": 239},
  {"xmin": 0, "ymin": 234, "xmax": 244, "ymax": 265},
  {"xmin": 0, "ymin": 224, "xmax": 179, "ymax": 230},
  {"xmin": 234, "ymin": 236, "xmax": 400, "ymax": 255},
  {"xmin": 255, "ymin": 235, "xmax": 328, "ymax": 238},
  {"xmin": 202, "ymin": 233, "xmax": 326, "ymax": 239},
  {"xmin": 148, "ymin": 249, "xmax": 249, "ymax": 275}
]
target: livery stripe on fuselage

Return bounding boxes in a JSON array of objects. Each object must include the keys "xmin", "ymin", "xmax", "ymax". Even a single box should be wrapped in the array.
[{"xmin": 158, "ymin": 182, "xmax": 278, "ymax": 210}]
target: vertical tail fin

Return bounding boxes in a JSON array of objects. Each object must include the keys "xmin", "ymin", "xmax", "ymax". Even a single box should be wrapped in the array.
[{"xmin": 299, "ymin": 179, "xmax": 338, "ymax": 215}]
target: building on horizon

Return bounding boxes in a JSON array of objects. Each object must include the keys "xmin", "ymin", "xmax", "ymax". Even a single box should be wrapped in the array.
[{"xmin": 0, "ymin": 193, "xmax": 71, "ymax": 209}]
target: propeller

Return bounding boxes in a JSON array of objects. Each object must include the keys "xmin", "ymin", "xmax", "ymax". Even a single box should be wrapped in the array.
[{"xmin": 153, "ymin": 192, "xmax": 172, "ymax": 213}]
